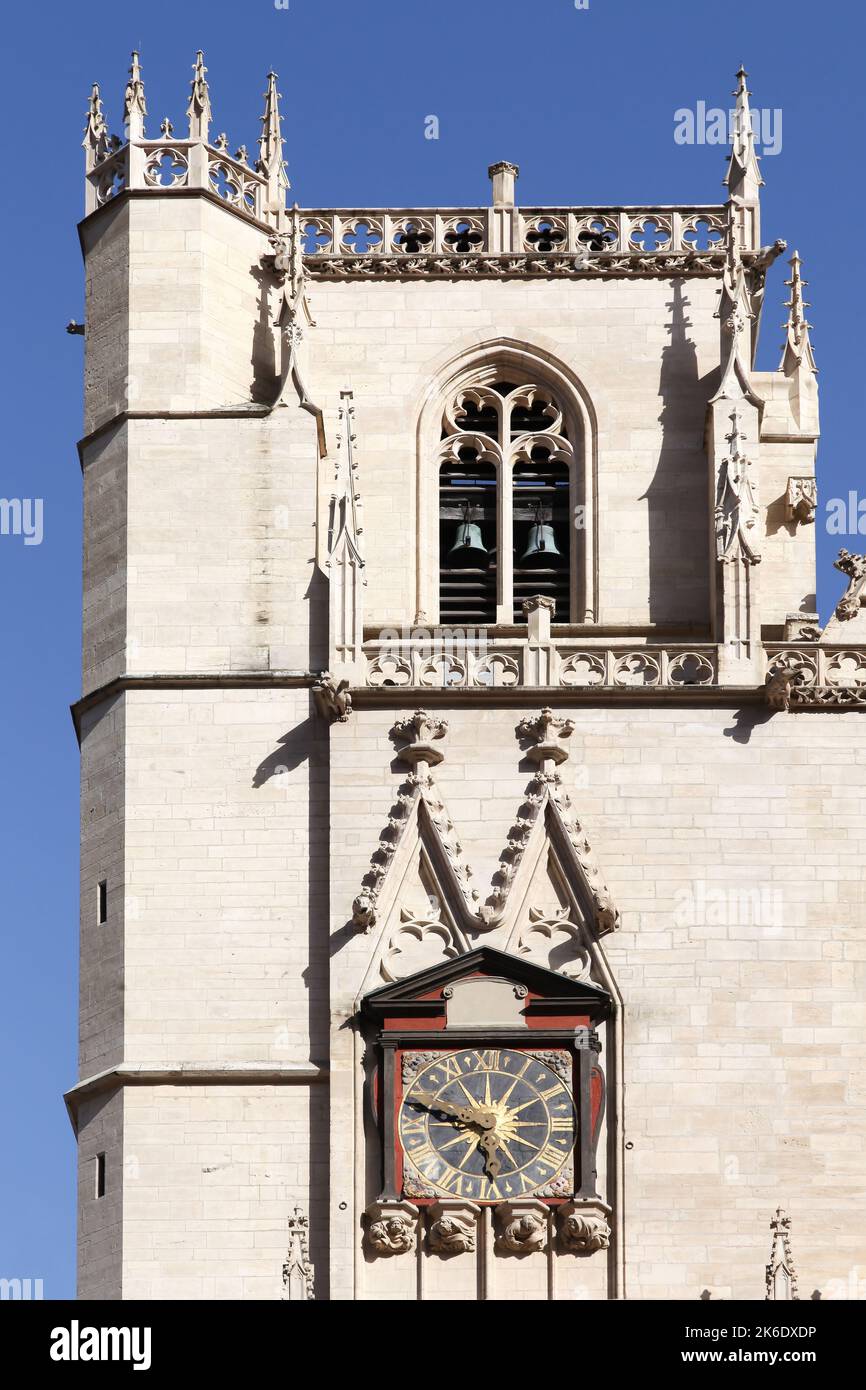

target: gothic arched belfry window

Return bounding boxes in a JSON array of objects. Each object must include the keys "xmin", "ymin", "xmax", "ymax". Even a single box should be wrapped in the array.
[{"xmin": 429, "ymin": 357, "xmax": 595, "ymax": 626}]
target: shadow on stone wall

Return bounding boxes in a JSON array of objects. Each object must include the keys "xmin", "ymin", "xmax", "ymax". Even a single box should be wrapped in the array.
[{"xmin": 641, "ymin": 279, "xmax": 713, "ymax": 628}]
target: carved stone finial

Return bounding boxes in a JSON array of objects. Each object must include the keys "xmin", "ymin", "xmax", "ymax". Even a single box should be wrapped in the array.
[
  {"xmin": 123, "ymin": 51, "xmax": 147, "ymax": 141},
  {"xmin": 834, "ymin": 549, "xmax": 866, "ymax": 621},
  {"xmin": 159, "ymin": 117, "xmax": 174, "ymax": 140},
  {"xmin": 281, "ymin": 1205, "xmax": 314, "ymax": 1300},
  {"xmin": 391, "ymin": 711, "xmax": 449, "ymax": 769},
  {"xmin": 780, "ymin": 251, "xmax": 817, "ymax": 376},
  {"xmin": 766, "ymin": 1207, "xmax": 799, "ymax": 1300},
  {"xmin": 83, "ymin": 83, "xmax": 110, "ymax": 169},
  {"xmin": 363, "ymin": 1201, "xmax": 418, "ymax": 1256},
  {"xmin": 187, "ymin": 50, "xmax": 212, "ymax": 142},
  {"xmin": 517, "ymin": 707, "xmax": 575, "ymax": 768},
  {"xmin": 258, "ymin": 70, "xmax": 290, "ymax": 222}
]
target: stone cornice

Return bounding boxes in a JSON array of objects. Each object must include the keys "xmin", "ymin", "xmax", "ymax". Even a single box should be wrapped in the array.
[
  {"xmin": 77, "ymin": 404, "xmax": 279, "ymax": 465},
  {"xmin": 64, "ymin": 1061, "xmax": 329, "ymax": 1133},
  {"xmin": 71, "ymin": 671, "xmax": 318, "ymax": 739},
  {"xmin": 351, "ymin": 684, "xmax": 766, "ymax": 709}
]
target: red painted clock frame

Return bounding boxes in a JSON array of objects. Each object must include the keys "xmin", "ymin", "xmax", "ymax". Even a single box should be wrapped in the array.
[{"xmin": 361, "ymin": 946, "xmax": 611, "ymax": 1206}]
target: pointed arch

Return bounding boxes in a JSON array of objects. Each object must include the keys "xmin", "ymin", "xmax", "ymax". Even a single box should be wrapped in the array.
[{"xmin": 415, "ymin": 339, "xmax": 599, "ymax": 626}]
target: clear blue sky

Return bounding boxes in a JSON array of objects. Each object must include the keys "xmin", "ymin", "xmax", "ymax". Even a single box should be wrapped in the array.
[{"xmin": 0, "ymin": 0, "xmax": 862, "ymax": 1299}]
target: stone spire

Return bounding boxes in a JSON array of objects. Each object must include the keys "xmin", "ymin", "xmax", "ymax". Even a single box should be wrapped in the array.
[
  {"xmin": 82, "ymin": 83, "xmax": 109, "ymax": 171},
  {"xmin": 724, "ymin": 66, "xmax": 763, "ymax": 249},
  {"xmin": 765, "ymin": 1208, "xmax": 799, "ymax": 1301},
  {"xmin": 187, "ymin": 50, "xmax": 212, "ymax": 142},
  {"xmin": 780, "ymin": 251, "xmax": 817, "ymax": 376},
  {"xmin": 258, "ymin": 71, "xmax": 290, "ymax": 223},
  {"xmin": 123, "ymin": 51, "xmax": 146, "ymax": 141}
]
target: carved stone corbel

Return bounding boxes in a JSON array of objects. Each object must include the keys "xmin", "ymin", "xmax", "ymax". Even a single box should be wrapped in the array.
[
  {"xmin": 557, "ymin": 1199, "xmax": 612, "ymax": 1255},
  {"xmin": 427, "ymin": 1200, "xmax": 480, "ymax": 1255},
  {"xmin": 785, "ymin": 476, "xmax": 817, "ymax": 525},
  {"xmin": 363, "ymin": 1200, "xmax": 419, "ymax": 1256},
  {"xmin": 494, "ymin": 1199, "xmax": 549, "ymax": 1255}
]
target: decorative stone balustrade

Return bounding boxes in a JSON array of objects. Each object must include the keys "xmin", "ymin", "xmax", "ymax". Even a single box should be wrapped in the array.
[
  {"xmin": 363, "ymin": 641, "xmax": 719, "ymax": 691},
  {"xmin": 86, "ymin": 138, "xmax": 269, "ymax": 218},
  {"xmin": 298, "ymin": 206, "xmax": 730, "ymax": 278},
  {"xmin": 766, "ymin": 646, "xmax": 866, "ymax": 708}
]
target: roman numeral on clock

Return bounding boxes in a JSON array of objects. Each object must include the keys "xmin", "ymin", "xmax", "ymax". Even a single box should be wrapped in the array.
[
  {"xmin": 431, "ymin": 1055, "xmax": 464, "ymax": 1083},
  {"xmin": 536, "ymin": 1145, "xmax": 568, "ymax": 1173}
]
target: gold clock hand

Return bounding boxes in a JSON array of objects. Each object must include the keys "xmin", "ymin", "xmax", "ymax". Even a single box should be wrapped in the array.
[
  {"xmin": 412, "ymin": 1091, "xmax": 496, "ymax": 1130},
  {"xmin": 479, "ymin": 1130, "xmax": 502, "ymax": 1179}
]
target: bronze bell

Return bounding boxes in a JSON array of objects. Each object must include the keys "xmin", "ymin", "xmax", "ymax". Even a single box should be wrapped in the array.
[
  {"xmin": 520, "ymin": 505, "xmax": 562, "ymax": 563},
  {"xmin": 448, "ymin": 504, "xmax": 488, "ymax": 559}
]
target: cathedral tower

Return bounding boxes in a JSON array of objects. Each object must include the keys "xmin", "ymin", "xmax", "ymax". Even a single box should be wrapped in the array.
[{"xmin": 69, "ymin": 55, "xmax": 866, "ymax": 1300}]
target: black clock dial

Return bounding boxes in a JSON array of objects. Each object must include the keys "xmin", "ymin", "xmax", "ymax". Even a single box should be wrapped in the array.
[{"xmin": 399, "ymin": 1047, "xmax": 575, "ymax": 1202}]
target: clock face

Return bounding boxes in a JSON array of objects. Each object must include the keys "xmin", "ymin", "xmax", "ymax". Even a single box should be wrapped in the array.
[{"xmin": 399, "ymin": 1047, "xmax": 576, "ymax": 1202}]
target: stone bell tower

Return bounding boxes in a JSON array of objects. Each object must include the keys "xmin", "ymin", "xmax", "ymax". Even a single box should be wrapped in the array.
[{"xmin": 69, "ymin": 54, "xmax": 866, "ymax": 1301}]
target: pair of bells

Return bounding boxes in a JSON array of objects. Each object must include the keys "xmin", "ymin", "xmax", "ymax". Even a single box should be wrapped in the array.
[{"xmin": 448, "ymin": 504, "xmax": 562, "ymax": 563}]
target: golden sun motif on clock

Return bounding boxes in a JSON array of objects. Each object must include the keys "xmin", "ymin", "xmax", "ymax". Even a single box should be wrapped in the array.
[{"xmin": 399, "ymin": 1047, "xmax": 576, "ymax": 1202}]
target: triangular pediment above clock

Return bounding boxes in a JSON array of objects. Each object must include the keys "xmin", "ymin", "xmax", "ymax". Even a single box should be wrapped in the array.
[{"xmin": 361, "ymin": 946, "xmax": 612, "ymax": 1021}]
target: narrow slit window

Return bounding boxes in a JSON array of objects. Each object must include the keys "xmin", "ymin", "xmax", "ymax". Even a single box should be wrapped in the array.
[
  {"xmin": 95, "ymin": 1152, "xmax": 106, "ymax": 1199},
  {"xmin": 97, "ymin": 879, "xmax": 108, "ymax": 925}
]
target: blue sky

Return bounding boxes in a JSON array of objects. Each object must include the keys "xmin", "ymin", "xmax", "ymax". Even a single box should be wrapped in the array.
[{"xmin": 0, "ymin": 0, "xmax": 863, "ymax": 1299}]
